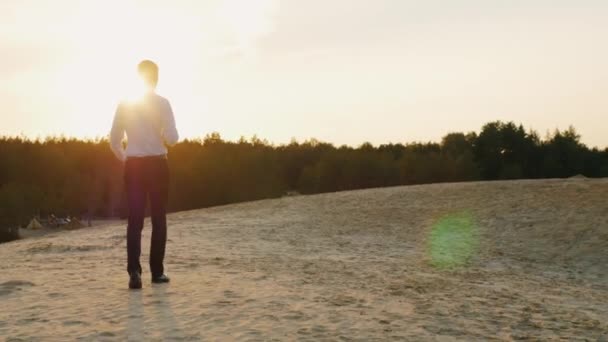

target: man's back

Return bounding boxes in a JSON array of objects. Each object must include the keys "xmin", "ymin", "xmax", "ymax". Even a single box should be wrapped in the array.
[
  {"xmin": 110, "ymin": 93, "xmax": 178, "ymax": 161},
  {"xmin": 112, "ymin": 60, "xmax": 177, "ymax": 289}
]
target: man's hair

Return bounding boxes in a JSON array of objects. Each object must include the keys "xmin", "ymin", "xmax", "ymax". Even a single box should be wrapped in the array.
[{"xmin": 137, "ymin": 60, "xmax": 159, "ymax": 88}]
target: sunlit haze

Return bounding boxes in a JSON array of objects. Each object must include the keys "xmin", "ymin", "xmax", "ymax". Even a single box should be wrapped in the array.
[{"xmin": 1, "ymin": 0, "xmax": 607, "ymax": 147}]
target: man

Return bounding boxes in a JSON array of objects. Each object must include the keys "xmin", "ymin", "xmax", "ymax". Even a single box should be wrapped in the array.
[{"xmin": 110, "ymin": 60, "xmax": 179, "ymax": 289}]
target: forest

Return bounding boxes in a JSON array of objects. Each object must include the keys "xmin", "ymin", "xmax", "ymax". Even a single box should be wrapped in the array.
[{"xmin": 1, "ymin": 121, "xmax": 607, "ymax": 242}]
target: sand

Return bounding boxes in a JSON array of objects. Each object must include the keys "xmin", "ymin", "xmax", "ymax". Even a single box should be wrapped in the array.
[{"xmin": 1, "ymin": 179, "xmax": 607, "ymax": 341}]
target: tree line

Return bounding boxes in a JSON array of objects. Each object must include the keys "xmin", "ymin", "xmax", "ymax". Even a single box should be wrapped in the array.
[{"xmin": 1, "ymin": 121, "xmax": 607, "ymax": 242}]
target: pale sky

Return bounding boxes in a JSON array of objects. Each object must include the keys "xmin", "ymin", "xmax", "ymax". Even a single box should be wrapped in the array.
[{"xmin": 1, "ymin": 0, "xmax": 607, "ymax": 147}]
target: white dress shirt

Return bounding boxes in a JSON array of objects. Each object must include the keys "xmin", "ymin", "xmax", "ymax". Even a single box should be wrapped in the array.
[{"xmin": 110, "ymin": 92, "xmax": 179, "ymax": 161}]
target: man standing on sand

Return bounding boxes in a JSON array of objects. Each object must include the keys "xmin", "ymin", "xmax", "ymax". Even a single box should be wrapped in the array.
[{"xmin": 110, "ymin": 60, "xmax": 179, "ymax": 289}]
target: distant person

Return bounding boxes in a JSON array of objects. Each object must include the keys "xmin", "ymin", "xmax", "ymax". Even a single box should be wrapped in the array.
[
  {"xmin": 49, "ymin": 214, "xmax": 58, "ymax": 228},
  {"xmin": 110, "ymin": 60, "xmax": 179, "ymax": 289}
]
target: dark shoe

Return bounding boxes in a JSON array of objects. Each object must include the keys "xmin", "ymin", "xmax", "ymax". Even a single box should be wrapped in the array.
[
  {"xmin": 129, "ymin": 272, "xmax": 142, "ymax": 289},
  {"xmin": 151, "ymin": 274, "xmax": 170, "ymax": 284}
]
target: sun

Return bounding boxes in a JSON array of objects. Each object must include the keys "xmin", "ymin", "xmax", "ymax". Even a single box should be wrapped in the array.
[
  {"xmin": 118, "ymin": 73, "xmax": 148, "ymax": 104},
  {"xmin": 47, "ymin": 2, "xmax": 192, "ymax": 133},
  {"xmin": 42, "ymin": 0, "xmax": 277, "ymax": 138}
]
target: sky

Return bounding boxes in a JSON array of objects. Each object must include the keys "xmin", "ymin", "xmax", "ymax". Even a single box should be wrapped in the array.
[{"xmin": 1, "ymin": 0, "xmax": 607, "ymax": 147}]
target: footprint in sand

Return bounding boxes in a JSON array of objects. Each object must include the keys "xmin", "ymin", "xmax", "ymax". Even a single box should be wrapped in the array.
[
  {"xmin": 0, "ymin": 280, "xmax": 35, "ymax": 296},
  {"xmin": 283, "ymin": 310, "xmax": 310, "ymax": 320},
  {"xmin": 215, "ymin": 300, "xmax": 234, "ymax": 307},
  {"xmin": 62, "ymin": 320, "xmax": 88, "ymax": 326},
  {"xmin": 25, "ymin": 243, "xmax": 109, "ymax": 254},
  {"xmin": 212, "ymin": 290, "xmax": 242, "ymax": 307},
  {"xmin": 223, "ymin": 290, "xmax": 240, "ymax": 299},
  {"xmin": 328, "ymin": 294, "xmax": 358, "ymax": 306}
]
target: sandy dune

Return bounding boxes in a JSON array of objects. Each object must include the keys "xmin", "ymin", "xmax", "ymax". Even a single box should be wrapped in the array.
[{"xmin": 1, "ymin": 179, "xmax": 607, "ymax": 341}]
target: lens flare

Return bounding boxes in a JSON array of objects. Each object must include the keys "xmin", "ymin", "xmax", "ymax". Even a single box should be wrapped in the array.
[{"xmin": 428, "ymin": 211, "xmax": 478, "ymax": 269}]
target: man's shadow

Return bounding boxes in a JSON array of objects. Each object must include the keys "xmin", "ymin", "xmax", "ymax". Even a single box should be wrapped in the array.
[
  {"xmin": 127, "ymin": 285, "xmax": 186, "ymax": 340},
  {"xmin": 127, "ymin": 290, "xmax": 144, "ymax": 341},
  {"xmin": 154, "ymin": 285, "xmax": 189, "ymax": 339}
]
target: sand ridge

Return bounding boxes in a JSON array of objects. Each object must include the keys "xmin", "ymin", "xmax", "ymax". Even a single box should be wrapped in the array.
[{"xmin": 1, "ymin": 179, "xmax": 607, "ymax": 340}]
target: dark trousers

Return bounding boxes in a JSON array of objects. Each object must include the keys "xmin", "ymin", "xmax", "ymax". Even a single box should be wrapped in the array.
[{"xmin": 124, "ymin": 156, "xmax": 169, "ymax": 277}]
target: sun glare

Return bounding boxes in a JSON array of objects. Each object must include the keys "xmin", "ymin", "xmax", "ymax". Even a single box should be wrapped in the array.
[
  {"xmin": 28, "ymin": 0, "xmax": 277, "ymax": 138},
  {"xmin": 217, "ymin": 0, "xmax": 278, "ymax": 50},
  {"xmin": 45, "ymin": 1, "xmax": 198, "ymax": 134}
]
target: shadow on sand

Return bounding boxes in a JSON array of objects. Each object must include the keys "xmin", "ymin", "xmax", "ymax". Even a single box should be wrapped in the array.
[
  {"xmin": 150, "ymin": 285, "xmax": 187, "ymax": 340},
  {"xmin": 126, "ymin": 285, "xmax": 188, "ymax": 341},
  {"xmin": 126, "ymin": 284, "xmax": 191, "ymax": 340},
  {"xmin": 127, "ymin": 290, "xmax": 144, "ymax": 341}
]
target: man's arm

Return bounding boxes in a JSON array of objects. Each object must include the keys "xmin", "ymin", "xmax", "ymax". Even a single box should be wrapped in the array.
[
  {"xmin": 161, "ymin": 99, "xmax": 179, "ymax": 146},
  {"xmin": 110, "ymin": 103, "xmax": 127, "ymax": 162}
]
